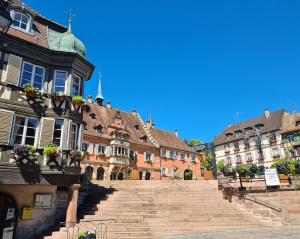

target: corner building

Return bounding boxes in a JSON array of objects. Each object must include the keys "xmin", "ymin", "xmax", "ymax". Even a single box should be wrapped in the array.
[{"xmin": 0, "ymin": 0, "xmax": 94, "ymax": 238}]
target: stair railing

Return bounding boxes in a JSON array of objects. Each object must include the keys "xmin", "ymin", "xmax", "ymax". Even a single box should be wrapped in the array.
[{"xmin": 59, "ymin": 219, "xmax": 116, "ymax": 239}]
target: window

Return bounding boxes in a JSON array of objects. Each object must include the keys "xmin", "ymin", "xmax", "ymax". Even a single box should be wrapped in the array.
[
  {"xmin": 145, "ymin": 152, "xmax": 151, "ymax": 162},
  {"xmin": 246, "ymin": 152, "xmax": 252, "ymax": 162},
  {"xmin": 235, "ymin": 154, "xmax": 242, "ymax": 164},
  {"xmin": 296, "ymin": 121, "xmax": 300, "ymax": 127},
  {"xmin": 161, "ymin": 167, "xmax": 168, "ymax": 177},
  {"xmin": 53, "ymin": 71, "xmax": 68, "ymax": 93},
  {"xmin": 11, "ymin": 11, "xmax": 30, "ymax": 32},
  {"xmin": 173, "ymin": 168, "xmax": 179, "ymax": 177},
  {"xmin": 53, "ymin": 119, "xmax": 63, "ymax": 146},
  {"xmin": 272, "ymin": 147, "xmax": 280, "ymax": 158},
  {"xmin": 224, "ymin": 144, "xmax": 230, "ymax": 152},
  {"xmin": 257, "ymin": 151, "xmax": 264, "ymax": 160},
  {"xmin": 169, "ymin": 151, "xmax": 174, "ymax": 159},
  {"xmin": 82, "ymin": 143, "xmax": 88, "ymax": 151},
  {"xmin": 97, "ymin": 145, "xmax": 106, "ymax": 155},
  {"xmin": 72, "ymin": 75, "xmax": 81, "ymax": 96},
  {"xmin": 226, "ymin": 156, "xmax": 232, "ymax": 165},
  {"xmin": 113, "ymin": 146, "xmax": 128, "ymax": 157},
  {"xmin": 134, "ymin": 125, "xmax": 139, "ymax": 130},
  {"xmin": 12, "ymin": 116, "xmax": 39, "ymax": 146},
  {"xmin": 70, "ymin": 123, "xmax": 79, "ymax": 150},
  {"xmin": 20, "ymin": 62, "xmax": 45, "ymax": 90},
  {"xmin": 244, "ymin": 138, "xmax": 250, "ymax": 149},
  {"xmin": 160, "ymin": 149, "xmax": 166, "ymax": 158},
  {"xmin": 270, "ymin": 132, "xmax": 277, "ymax": 142},
  {"xmin": 233, "ymin": 142, "xmax": 240, "ymax": 150},
  {"xmin": 180, "ymin": 153, "xmax": 185, "ymax": 161},
  {"xmin": 95, "ymin": 125, "xmax": 103, "ymax": 134},
  {"xmin": 191, "ymin": 155, "xmax": 196, "ymax": 162},
  {"xmin": 130, "ymin": 150, "xmax": 137, "ymax": 161}
]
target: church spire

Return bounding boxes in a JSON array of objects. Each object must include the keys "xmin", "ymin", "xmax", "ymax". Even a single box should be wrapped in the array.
[{"xmin": 95, "ymin": 72, "xmax": 104, "ymax": 106}]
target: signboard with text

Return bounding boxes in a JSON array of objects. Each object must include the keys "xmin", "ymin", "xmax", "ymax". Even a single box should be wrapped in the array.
[{"xmin": 265, "ymin": 168, "xmax": 280, "ymax": 186}]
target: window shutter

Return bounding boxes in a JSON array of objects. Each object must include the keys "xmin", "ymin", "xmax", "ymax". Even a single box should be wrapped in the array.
[
  {"xmin": 105, "ymin": 146, "xmax": 112, "ymax": 157},
  {"xmin": 39, "ymin": 118, "xmax": 55, "ymax": 148},
  {"xmin": 87, "ymin": 143, "xmax": 94, "ymax": 154},
  {"xmin": 173, "ymin": 151, "xmax": 177, "ymax": 160},
  {"xmin": 166, "ymin": 150, "xmax": 170, "ymax": 158},
  {"xmin": 61, "ymin": 119, "xmax": 69, "ymax": 150},
  {"xmin": 165, "ymin": 168, "xmax": 169, "ymax": 176},
  {"xmin": 95, "ymin": 144, "xmax": 99, "ymax": 154},
  {"xmin": 68, "ymin": 121, "xmax": 73, "ymax": 150},
  {"xmin": 151, "ymin": 153, "xmax": 155, "ymax": 162},
  {"xmin": 2, "ymin": 54, "xmax": 22, "ymax": 86},
  {"xmin": 77, "ymin": 124, "xmax": 84, "ymax": 150},
  {"xmin": 0, "ymin": 110, "xmax": 14, "ymax": 145},
  {"xmin": 144, "ymin": 152, "xmax": 146, "ymax": 161}
]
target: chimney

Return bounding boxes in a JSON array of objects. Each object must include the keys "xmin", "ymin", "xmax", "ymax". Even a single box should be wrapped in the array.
[
  {"xmin": 131, "ymin": 109, "xmax": 137, "ymax": 116},
  {"xmin": 87, "ymin": 95, "xmax": 93, "ymax": 103},
  {"xmin": 264, "ymin": 109, "xmax": 270, "ymax": 119},
  {"xmin": 175, "ymin": 129, "xmax": 178, "ymax": 137},
  {"xmin": 106, "ymin": 101, "xmax": 111, "ymax": 109}
]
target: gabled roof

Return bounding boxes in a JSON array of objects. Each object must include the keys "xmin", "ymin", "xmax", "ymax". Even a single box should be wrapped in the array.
[
  {"xmin": 150, "ymin": 128, "xmax": 194, "ymax": 152},
  {"xmin": 213, "ymin": 110, "xmax": 287, "ymax": 146},
  {"xmin": 83, "ymin": 104, "xmax": 157, "ymax": 148}
]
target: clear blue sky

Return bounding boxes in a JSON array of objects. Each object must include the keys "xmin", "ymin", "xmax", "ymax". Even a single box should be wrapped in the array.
[{"xmin": 24, "ymin": 0, "xmax": 300, "ymax": 143}]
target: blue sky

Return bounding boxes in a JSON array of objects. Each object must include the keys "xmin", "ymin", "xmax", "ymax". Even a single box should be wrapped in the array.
[{"xmin": 24, "ymin": 0, "xmax": 300, "ymax": 143}]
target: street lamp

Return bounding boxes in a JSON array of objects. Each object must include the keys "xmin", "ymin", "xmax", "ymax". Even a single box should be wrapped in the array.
[{"xmin": 0, "ymin": 3, "xmax": 13, "ymax": 33}]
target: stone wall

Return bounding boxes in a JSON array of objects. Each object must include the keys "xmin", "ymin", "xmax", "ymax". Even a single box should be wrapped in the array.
[{"xmin": 0, "ymin": 185, "xmax": 57, "ymax": 239}]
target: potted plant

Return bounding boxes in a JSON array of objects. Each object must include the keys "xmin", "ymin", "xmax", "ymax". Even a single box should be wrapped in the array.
[
  {"xmin": 217, "ymin": 159, "xmax": 228, "ymax": 176},
  {"xmin": 43, "ymin": 144, "xmax": 60, "ymax": 168},
  {"xmin": 236, "ymin": 164, "xmax": 250, "ymax": 182},
  {"xmin": 13, "ymin": 144, "xmax": 36, "ymax": 159},
  {"xmin": 249, "ymin": 164, "xmax": 258, "ymax": 180},
  {"xmin": 24, "ymin": 84, "xmax": 41, "ymax": 99},
  {"xmin": 78, "ymin": 230, "xmax": 96, "ymax": 239},
  {"xmin": 72, "ymin": 96, "xmax": 85, "ymax": 107},
  {"xmin": 272, "ymin": 159, "xmax": 290, "ymax": 183}
]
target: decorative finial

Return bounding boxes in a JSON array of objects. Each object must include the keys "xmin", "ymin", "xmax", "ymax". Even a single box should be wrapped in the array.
[
  {"xmin": 68, "ymin": 9, "xmax": 75, "ymax": 33},
  {"xmin": 95, "ymin": 71, "xmax": 104, "ymax": 106}
]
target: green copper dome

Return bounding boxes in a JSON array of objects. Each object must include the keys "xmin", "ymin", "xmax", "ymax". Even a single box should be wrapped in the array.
[{"xmin": 48, "ymin": 29, "xmax": 87, "ymax": 58}]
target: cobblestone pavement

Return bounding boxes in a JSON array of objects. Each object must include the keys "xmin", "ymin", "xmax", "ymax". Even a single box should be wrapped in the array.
[{"xmin": 167, "ymin": 226, "xmax": 300, "ymax": 239}]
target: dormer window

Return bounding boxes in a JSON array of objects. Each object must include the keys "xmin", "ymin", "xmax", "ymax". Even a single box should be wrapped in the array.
[
  {"xmin": 234, "ymin": 130, "xmax": 242, "ymax": 138},
  {"xmin": 134, "ymin": 125, "xmax": 139, "ymax": 130},
  {"xmin": 296, "ymin": 121, "xmax": 300, "ymax": 127},
  {"xmin": 141, "ymin": 135, "xmax": 148, "ymax": 143},
  {"xmin": 225, "ymin": 133, "xmax": 233, "ymax": 140},
  {"xmin": 95, "ymin": 125, "xmax": 103, "ymax": 134},
  {"xmin": 11, "ymin": 11, "xmax": 31, "ymax": 33}
]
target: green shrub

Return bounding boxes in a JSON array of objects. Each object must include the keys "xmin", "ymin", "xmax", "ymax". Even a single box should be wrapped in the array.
[
  {"xmin": 235, "ymin": 165, "xmax": 249, "ymax": 176},
  {"xmin": 249, "ymin": 164, "xmax": 258, "ymax": 177},
  {"xmin": 272, "ymin": 159, "xmax": 293, "ymax": 175},
  {"xmin": 217, "ymin": 160, "xmax": 228, "ymax": 173}
]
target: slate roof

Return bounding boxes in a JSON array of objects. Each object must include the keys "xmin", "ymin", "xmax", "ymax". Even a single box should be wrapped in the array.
[
  {"xmin": 213, "ymin": 110, "xmax": 287, "ymax": 146},
  {"xmin": 150, "ymin": 128, "xmax": 194, "ymax": 152}
]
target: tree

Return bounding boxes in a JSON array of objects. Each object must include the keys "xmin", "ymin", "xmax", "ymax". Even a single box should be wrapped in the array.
[
  {"xmin": 202, "ymin": 152, "xmax": 214, "ymax": 171},
  {"xmin": 189, "ymin": 139, "xmax": 203, "ymax": 146},
  {"xmin": 217, "ymin": 160, "xmax": 228, "ymax": 173}
]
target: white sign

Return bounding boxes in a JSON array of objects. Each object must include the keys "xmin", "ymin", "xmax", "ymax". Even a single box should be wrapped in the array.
[
  {"xmin": 2, "ymin": 227, "xmax": 14, "ymax": 239},
  {"xmin": 6, "ymin": 208, "xmax": 15, "ymax": 220},
  {"xmin": 265, "ymin": 168, "xmax": 280, "ymax": 186}
]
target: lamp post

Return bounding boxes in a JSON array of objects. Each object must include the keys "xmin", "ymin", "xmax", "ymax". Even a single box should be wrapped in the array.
[{"xmin": 0, "ymin": 3, "xmax": 13, "ymax": 33}]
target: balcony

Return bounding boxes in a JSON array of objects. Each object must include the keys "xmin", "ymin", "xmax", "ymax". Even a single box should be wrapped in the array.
[
  {"xmin": 234, "ymin": 148, "xmax": 240, "ymax": 152},
  {"xmin": 273, "ymin": 154, "xmax": 281, "ymax": 159},
  {"xmin": 225, "ymin": 150, "xmax": 231, "ymax": 155},
  {"xmin": 257, "ymin": 157, "xmax": 264, "ymax": 162}
]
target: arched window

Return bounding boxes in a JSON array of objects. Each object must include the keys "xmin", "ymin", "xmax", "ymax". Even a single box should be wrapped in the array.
[{"xmin": 11, "ymin": 11, "xmax": 31, "ymax": 32}]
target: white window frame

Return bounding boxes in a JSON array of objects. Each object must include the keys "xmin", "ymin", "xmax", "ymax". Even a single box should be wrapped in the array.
[
  {"xmin": 12, "ymin": 116, "xmax": 39, "ymax": 147},
  {"xmin": 10, "ymin": 11, "xmax": 32, "ymax": 33},
  {"xmin": 169, "ymin": 151, "xmax": 174, "ymax": 159},
  {"xmin": 71, "ymin": 123, "xmax": 79, "ymax": 150},
  {"xmin": 20, "ymin": 61, "xmax": 45, "ymax": 90},
  {"xmin": 161, "ymin": 167, "xmax": 168, "ymax": 177},
  {"xmin": 72, "ymin": 74, "xmax": 82, "ymax": 96},
  {"xmin": 52, "ymin": 119, "xmax": 64, "ymax": 147},
  {"xmin": 191, "ymin": 154, "xmax": 196, "ymax": 162},
  {"xmin": 97, "ymin": 145, "xmax": 106, "ymax": 155},
  {"xmin": 180, "ymin": 152, "xmax": 185, "ymax": 161},
  {"xmin": 53, "ymin": 70, "xmax": 68, "ymax": 94},
  {"xmin": 144, "ymin": 152, "xmax": 152, "ymax": 162},
  {"xmin": 161, "ymin": 149, "xmax": 166, "ymax": 158}
]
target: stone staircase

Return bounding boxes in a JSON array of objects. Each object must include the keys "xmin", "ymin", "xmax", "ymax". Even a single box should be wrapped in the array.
[{"xmin": 45, "ymin": 181, "xmax": 276, "ymax": 239}]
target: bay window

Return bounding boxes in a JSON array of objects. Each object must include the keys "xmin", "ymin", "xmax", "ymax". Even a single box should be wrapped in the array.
[
  {"xmin": 20, "ymin": 62, "xmax": 45, "ymax": 90},
  {"xmin": 12, "ymin": 116, "xmax": 39, "ymax": 146},
  {"xmin": 52, "ymin": 119, "xmax": 63, "ymax": 146},
  {"xmin": 53, "ymin": 71, "xmax": 68, "ymax": 93}
]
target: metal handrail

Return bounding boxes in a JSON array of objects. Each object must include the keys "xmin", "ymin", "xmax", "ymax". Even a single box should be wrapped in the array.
[{"xmin": 59, "ymin": 219, "xmax": 116, "ymax": 239}]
